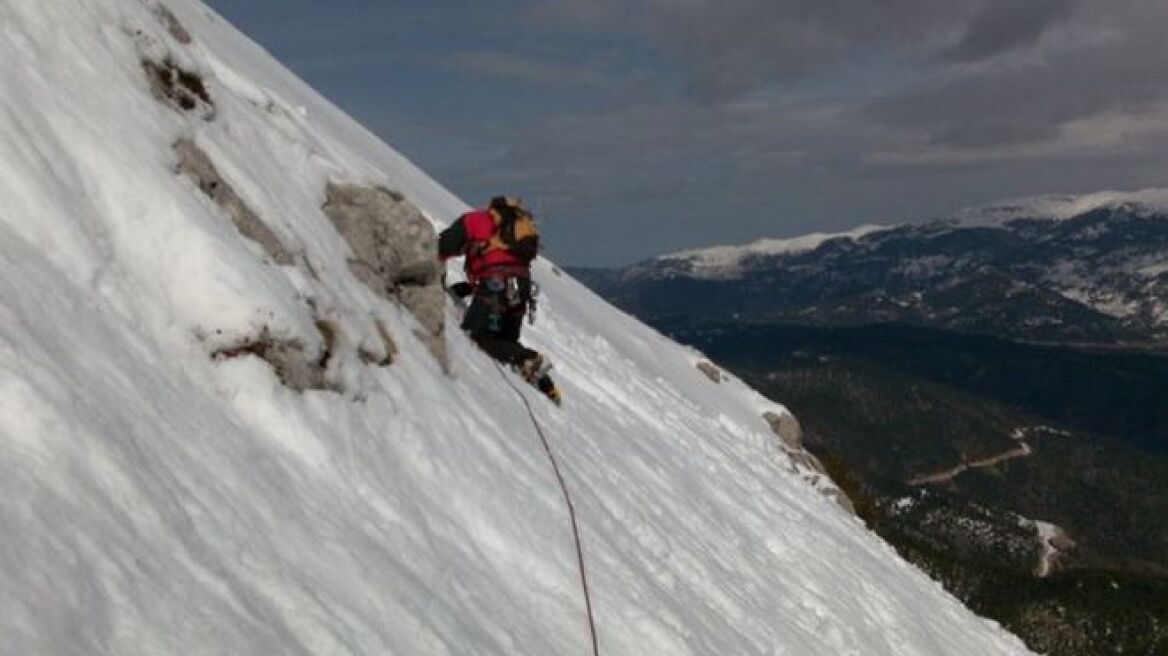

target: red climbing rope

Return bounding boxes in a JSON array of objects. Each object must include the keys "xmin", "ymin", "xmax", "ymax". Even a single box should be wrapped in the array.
[{"xmin": 496, "ymin": 363, "xmax": 600, "ymax": 656}]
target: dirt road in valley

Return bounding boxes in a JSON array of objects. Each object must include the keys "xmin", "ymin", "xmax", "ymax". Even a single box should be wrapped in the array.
[{"xmin": 907, "ymin": 441, "xmax": 1033, "ymax": 486}]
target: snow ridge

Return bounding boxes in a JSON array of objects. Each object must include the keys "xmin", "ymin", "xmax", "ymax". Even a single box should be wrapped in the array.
[
  {"xmin": 0, "ymin": 1, "xmax": 1033, "ymax": 655},
  {"xmin": 658, "ymin": 224, "xmax": 887, "ymax": 279},
  {"xmin": 657, "ymin": 187, "xmax": 1168, "ymax": 280},
  {"xmin": 950, "ymin": 188, "xmax": 1168, "ymax": 226}
]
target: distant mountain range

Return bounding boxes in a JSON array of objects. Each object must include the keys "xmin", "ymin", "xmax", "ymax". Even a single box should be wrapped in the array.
[{"xmin": 574, "ymin": 189, "xmax": 1168, "ymax": 344}]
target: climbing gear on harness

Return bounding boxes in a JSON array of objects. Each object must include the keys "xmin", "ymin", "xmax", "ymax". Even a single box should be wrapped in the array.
[
  {"xmin": 527, "ymin": 281, "xmax": 540, "ymax": 325},
  {"xmin": 479, "ymin": 276, "xmax": 526, "ymax": 309},
  {"xmin": 505, "ymin": 276, "xmax": 522, "ymax": 307}
]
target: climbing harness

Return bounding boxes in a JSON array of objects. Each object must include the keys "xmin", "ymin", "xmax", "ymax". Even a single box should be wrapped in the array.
[
  {"xmin": 495, "ymin": 363, "xmax": 599, "ymax": 656},
  {"xmin": 527, "ymin": 281, "xmax": 540, "ymax": 325}
]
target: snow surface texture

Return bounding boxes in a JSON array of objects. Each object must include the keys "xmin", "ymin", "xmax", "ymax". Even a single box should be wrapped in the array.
[{"xmin": 0, "ymin": 1, "xmax": 1033, "ymax": 654}]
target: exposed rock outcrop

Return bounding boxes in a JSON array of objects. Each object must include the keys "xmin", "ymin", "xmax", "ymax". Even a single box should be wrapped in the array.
[
  {"xmin": 211, "ymin": 324, "xmax": 336, "ymax": 392},
  {"xmin": 154, "ymin": 3, "xmax": 192, "ymax": 45},
  {"xmin": 143, "ymin": 57, "xmax": 213, "ymax": 118},
  {"xmin": 321, "ymin": 183, "xmax": 445, "ymax": 365},
  {"xmin": 762, "ymin": 411, "xmax": 856, "ymax": 514},
  {"xmin": 763, "ymin": 410, "xmax": 804, "ymax": 450},
  {"xmin": 174, "ymin": 139, "xmax": 294, "ymax": 265},
  {"xmin": 696, "ymin": 360, "xmax": 725, "ymax": 383},
  {"xmin": 1033, "ymin": 522, "xmax": 1077, "ymax": 578},
  {"xmin": 358, "ymin": 320, "xmax": 399, "ymax": 367}
]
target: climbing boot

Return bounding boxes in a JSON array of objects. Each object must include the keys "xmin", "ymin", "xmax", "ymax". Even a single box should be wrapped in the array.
[
  {"xmin": 537, "ymin": 375, "xmax": 562, "ymax": 406},
  {"xmin": 518, "ymin": 354, "xmax": 552, "ymax": 383}
]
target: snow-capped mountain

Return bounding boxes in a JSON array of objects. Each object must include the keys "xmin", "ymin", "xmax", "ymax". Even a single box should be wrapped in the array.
[
  {"xmin": 660, "ymin": 224, "xmax": 889, "ymax": 280},
  {"xmin": 583, "ymin": 191, "xmax": 1168, "ymax": 342},
  {"xmin": 0, "ymin": 1, "xmax": 1034, "ymax": 654},
  {"xmin": 949, "ymin": 189, "xmax": 1168, "ymax": 227}
]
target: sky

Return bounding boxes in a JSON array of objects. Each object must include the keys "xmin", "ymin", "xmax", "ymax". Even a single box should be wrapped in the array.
[{"xmin": 203, "ymin": 0, "xmax": 1168, "ymax": 266}]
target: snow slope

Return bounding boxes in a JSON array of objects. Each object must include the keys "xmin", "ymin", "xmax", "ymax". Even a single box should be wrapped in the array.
[{"xmin": 0, "ymin": 1, "xmax": 1033, "ymax": 654}]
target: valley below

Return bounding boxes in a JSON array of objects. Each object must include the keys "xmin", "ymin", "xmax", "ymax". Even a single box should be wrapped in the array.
[{"xmin": 651, "ymin": 320, "xmax": 1168, "ymax": 656}]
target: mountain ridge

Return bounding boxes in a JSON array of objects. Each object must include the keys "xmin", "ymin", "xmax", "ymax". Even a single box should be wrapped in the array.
[
  {"xmin": 576, "ymin": 195, "xmax": 1168, "ymax": 343},
  {"xmin": 651, "ymin": 188, "xmax": 1168, "ymax": 277}
]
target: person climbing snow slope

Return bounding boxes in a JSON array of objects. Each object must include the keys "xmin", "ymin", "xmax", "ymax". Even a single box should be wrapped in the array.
[{"xmin": 439, "ymin": 196, "xmax": 562, "ymax": 405}]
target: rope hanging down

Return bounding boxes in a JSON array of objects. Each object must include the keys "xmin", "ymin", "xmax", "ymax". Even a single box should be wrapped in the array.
[{"xmin": 496, "ymin": 363, "xmax": 600, "ymax": 656}]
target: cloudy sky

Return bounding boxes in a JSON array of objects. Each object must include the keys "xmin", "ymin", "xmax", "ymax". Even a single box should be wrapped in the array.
[{"xmin": 205, "ymin": 0, "xmax": 1168, "ymax": 265}]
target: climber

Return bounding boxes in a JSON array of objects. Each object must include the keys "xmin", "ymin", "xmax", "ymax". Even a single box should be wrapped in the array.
[{"xmin": 438, "ymin": 196, "xmax": 561, "ymax": 405}]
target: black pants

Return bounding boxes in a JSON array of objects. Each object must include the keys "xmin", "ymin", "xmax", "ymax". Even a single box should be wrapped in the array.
[{"xmin": 461, "ymin": 276, "xmax": 537, "ymax": 368}]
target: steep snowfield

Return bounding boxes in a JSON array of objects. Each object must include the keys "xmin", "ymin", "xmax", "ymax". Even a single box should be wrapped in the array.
[{"xmin": 0, "ymin": 1, "xmax": 1033, "ymax": 655}]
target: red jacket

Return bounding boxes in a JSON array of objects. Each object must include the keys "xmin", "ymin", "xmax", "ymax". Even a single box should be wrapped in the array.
[{"xmin": 438, "ymin": 209, "xmax": 536, "ymax": 281}]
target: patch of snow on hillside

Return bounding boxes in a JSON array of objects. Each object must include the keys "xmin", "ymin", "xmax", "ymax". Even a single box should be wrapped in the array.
[
  {"xmin": 895, "ymin": 255, "xmax": 956, "ymax": 280},
  {"xmin": 1044, "ymin": 260, "xmax": 1150, "ymax": 320},
  {"xmin": 1027, "ymin": 521, "xmax": 1072, "ymax": 578},
  {"xmin": 1139, "ymin": 261, "xmax": 1168, "ymax": 278},
  {"xmin": 659, "ymin": 224, "xmax": 887, "ymax": 279},
  {"xmin": 1058, "ymin": 287, "xmax": 1141, "ymax": 319}
]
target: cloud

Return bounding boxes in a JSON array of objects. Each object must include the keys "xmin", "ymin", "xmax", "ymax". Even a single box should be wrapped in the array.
[
  {"xmin": 862, "ymin": 1, "xmax": 1168, "ymax": 149},
  {"xmin": 523, "ymin": 0, "xmax": 1086, "ymax": 102},
  {"xmin": 866, "ymin": 103, "xmax": 1168, "ymax": 169},
  {"xmin": 943, "ymin": 0, "xmax": 1079, "ymax": 62},
  {"xmin": 514, "ymin": 0, "xmax": 1168, "ymax": 162},
  {"xmin": 437, "ymin": 51, "xmax": 624, "ymax": 89}
]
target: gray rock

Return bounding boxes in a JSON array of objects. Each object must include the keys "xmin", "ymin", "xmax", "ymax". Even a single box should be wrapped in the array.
[
  {"xmin": 174, "ymin": 139, "xmax": 293, "ymax": 265},
  {"xmin": 211, "ymin": 325, "xmax": 335, "ymax": 392},
  {"xmin": 143, "ymin": 58, "xmax": 213, "ymax": 119},
  {"xmin": 785, "ymin": 447, "xmax": 858, "ymax": 515},
  {"xmin": 155, "ymin": 4, "xmax": 192, "ymax": 44},
  {"xmin": 321, "ymin": 183, "xmax": 445, "ymax": 365},
  {"xmin": 763, "ymin": 411, "xmax": 804, "ymax": 450},
  {"xmin": 359, "ymin": 320, "xmax": 399, "ymax": 367},
  {"xmin": 696, "ymin": 360, "xmax": 724, "ymax": 383},
  {"xmin": 821, "ymin": 488, "xmax": 858, "ymax": 515},
  {"xmin": 763, "ymin": 411, "xmax": 857, "ymax": 515}
]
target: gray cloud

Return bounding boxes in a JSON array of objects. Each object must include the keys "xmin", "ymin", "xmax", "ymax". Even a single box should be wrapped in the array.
[
  {"xmin": 438, "ymin": 51, "xmax": 619, "ymax": 88},
  {"xmin": 525, "ymin": 0, "xmax": 1085, "ymax": 101},
  {"xmin": 863, "ymin": 1, "xmax": 1168, "ymax": 148},
  {"xmin": 943, "ymin": 0, "xmax": 1079, "ymax": 62}
]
